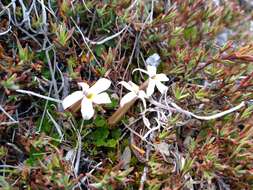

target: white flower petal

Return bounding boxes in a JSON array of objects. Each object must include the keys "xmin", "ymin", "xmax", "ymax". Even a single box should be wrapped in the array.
[
  {"xmin": 81, "ymin": 97, "xmax": 94, "ymax": 120},
  {"xmin": 93, "ymin": 92, "xmax": 111, "ymax": 104},
  {"xmin": 143, "ymin": 116, "xmax": 151, "ymax": 128},
  {"xmin": 156, "ymin": 81, "xmax": 168, "ymax": 94},
  {"xmin": 78, "ymin": 82, "xmax": 89, "ymax": 92},
  {"xmin": 146, "ymin": 79, "xmax": 156, "ymax": 96},
  {"xmin": 119, "ymin": 81, "xmax": 134, "ymax": 91},
  {"xmin": 155, "ymin": 74, "xmax": 169, "ymax": 82},
  {"xmin": 132, "ymin": 68, "xmax": 149, "ymax": 75},
  {"xmin": 138, "ymin": 90, "xmax": 148, "ymax": 99},
  {"xmin": 62, "ymin": 91, "xmax": 83, "ymax": 110},
  {"xmin": 89, "ymin": 78, "xmax": 111, "ymax": 95},
  {"xmin": 128, "ymin": 81, "xmax": 140, "ymax": 92},
  {"xmin": 138, "ymin": 90, "xmax": 147, "ymax": 109},
  {"xmin": 147, "ymin": 65, "xmax": 157, "ymax": 77},
  {"xmin": 120, "ymin": 92, "xmax": 136, "ymax": 107}
]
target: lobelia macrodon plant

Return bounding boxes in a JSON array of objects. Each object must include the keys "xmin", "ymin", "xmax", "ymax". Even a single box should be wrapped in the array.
[{"xmin": 61, "ymin": 53, "xmax": 244, "ymax": 125}]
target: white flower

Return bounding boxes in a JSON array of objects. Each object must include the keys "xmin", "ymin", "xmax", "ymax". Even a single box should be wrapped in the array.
[
  {"xmin": 62, "ymin": 78, "xmax": 111, "ymax": 120},
  {"xmin": 133, "ymin": 65, "xmax": 169, "ymax": 96},
  {"xmin": 119, "ymin": 81, "xmax": 147, "ymax": 108}
]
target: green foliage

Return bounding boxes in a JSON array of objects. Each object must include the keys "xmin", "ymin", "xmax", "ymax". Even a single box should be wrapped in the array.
[
  {"xmin": 90, "ymin": 167, "xmax": 134, "ymax": 189},
  {"xmin": 184, "ymin": 26, "xmax": 198, "ymax": 41},
  {"xmin": 90, "ymin": 116, "xmax": 121, "ymax": 148},
  {"xmin": 95, "ymin": 45, "xmax": 106, "ymax": 57},
  {"xmin": 105, "ymin": 97, "xmax": 119, "ymax": 109},
  {"xmin": 1, "ymin": 74, "xmax": 19, "ymax": 90},
  {"xmin": 67, "ymin": 56, "xmax": 78, "ymax": 78},
  {"xmin": 195, "ymin": 89, "xmax": 209, "ymax": 101},
  {"xmin": 18, "ymin": 44, "xmax": 33, "ymax": 63},
  {"xmin": 54, "ymin": 24, "xmax": 74, "ymax": 47},
  {"xmin": 0, "ymin": 176, "xmax": 11, "ymax": 190},
  {"xmin": 240, "ymin": 105, "xmax": 253, "ymax": 120},
  {"xmin": 0, "ymin": 146, "xmax": 7, "ymax": 159},
  {"xmin": 172, "ymin": 85, "xmax": 190, "ymax": 100}
]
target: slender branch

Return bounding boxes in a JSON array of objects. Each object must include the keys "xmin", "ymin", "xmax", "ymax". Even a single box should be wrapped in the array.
[
  {"xmin": 16, "ymin": 89, "xmax": 62, "ymax": 103},
  {"xmin": 85, "ymin": 26, "xmax": 128, "ymax": 45},
  {"xmin": 0, "ymin": 105, "xmax": 18, "ymax": 123},
  {"xmin": 169, "ymin": 101, "xmax": 246, "ymax": 120}
]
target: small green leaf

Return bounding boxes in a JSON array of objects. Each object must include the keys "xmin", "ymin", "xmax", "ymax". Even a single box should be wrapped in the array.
[
  {"xmin": 195, "ymin": 89, "xmax": 208, "ymax": 100},
  {"xmin": 95, "ymin": 45, "xmax": 106, "ymax": 57},
  {"xmin": 111, "ymin": 128, "xmax": 121, "ymax": 139},
  {"xmin": 105, "ymin": 139, "xmax": 117, "ymax": 148},
  {"xmin": 184, "ymin": 26, "xmax": 198, "ymax": 41},
  {"xmin": 241, "ymin": 105, "xmax": 253, "ymax": 120},
  {"xmin": 105, "ymin": 97, "xmax": 118, "ymax": 109},
  {"xmin": 94, "ymin": 116, "xmax": 108, "ymax": 127},
  {"xmin": 172, "ymin": 85, "xmax": 190, "ymax": 100},
  {"xmin": 1, "ymin": 74, "xmax": 19, "ymax": 90},
  {"xmin": 97, "ymin": 67, "xmax": 107, "ymax": 76},
  {"xmin": 93, "ymin": 127, "xmax": 109, "ymax": 140}
]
